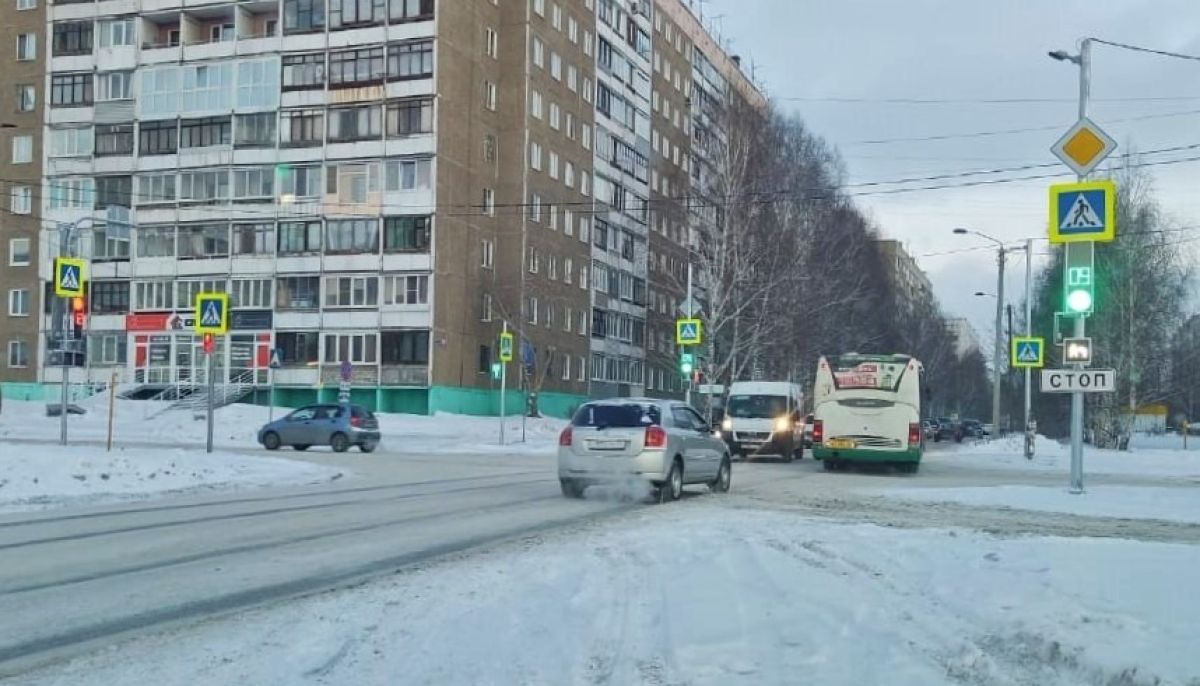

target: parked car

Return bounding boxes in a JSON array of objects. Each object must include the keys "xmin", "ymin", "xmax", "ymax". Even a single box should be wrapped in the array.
[
  {"xmin": 934, "ymin": 417, "xmax": 956, "ymax": 442},
  {"xmin": 981, "ymin": 422, "xmax": 995, "ymax": 437},
  {"xmin": 258, "ymin": 404, "xmax": 381, "ymax": 453},
  {"xmin": 803, "ymin": 413, "xmax": 815, "ymax": 448},
  {"xmin": 921, "ymin": 419, "xmax": 937, "ymax": 441},
  {"xmin": 958, "ymin": 419, "xmax": 986, "ymax": 441},
  {"xmin": 558, "ymin": 399, "xmax": 731, "ymax": 502}
]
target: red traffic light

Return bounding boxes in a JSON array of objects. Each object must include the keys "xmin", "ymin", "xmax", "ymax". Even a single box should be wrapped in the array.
[
  {"xmin": 72, "ymin": 310, "xmax": 85, "ymax": 327},
  {"xmin": 202, "ymin": 333, "xmax": 214, "ymax": 354}
]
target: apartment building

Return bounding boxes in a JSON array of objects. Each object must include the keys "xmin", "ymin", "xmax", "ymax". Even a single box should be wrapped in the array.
[
  {"xmin": 1, "ymin": 0, "xmax": 45, "ymax": 385},
  {"xmin": 22, "ymin": 0, "xmax": 757, "ymax": 416},
  {"xmin": 875, "ymin": 239, "xmax": 933, "ymax": 310}
]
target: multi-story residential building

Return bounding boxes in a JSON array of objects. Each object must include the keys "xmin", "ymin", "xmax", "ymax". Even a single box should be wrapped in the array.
[
  {"xmin": 875, "ymin": 239, "xmax": 933, "ymax": 310},
  {"xmin": 21, "ymin": 0, "xmax": 754, "ymax": 416},
  {"xmin": 946, "ymin": 317, "xmax": 983, "ymax": 360},
  {"xmin": 1, "ymin": 0, "xmax": 45, "ymax": 386}
]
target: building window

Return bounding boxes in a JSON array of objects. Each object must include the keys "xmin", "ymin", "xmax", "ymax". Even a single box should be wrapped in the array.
[
  {"xmin": 481, "ymin": 239, "xmax": 494, "ymax": 268},
  {"xmin": 180, "ymin": 116, "xmax": 232, "ymax": 149},
  {"xmin": 138, "ymin": 119, "xmax": 178, "ymax": 156},
  {"xmin": 278, "ymin": 165, "xmax": 322, "ymax": 200},
  {"xmin": 174, "ymin": 279, "xmax": 226, "ymax": 311},
  {"xmin": 384, "ymin": 158, "xmax": 431, "ymax": 191},
  {"xmin": 16, "ymin": 33, "xmax": 36, "ymax": 61},
  {"xmin": 382, "ymin": 274, "xmax": 428, "ymax": 306},
  {"xmin": 99, "ymin": 17, "xmax": 135, "ymax": 47},
  {"xmin": 7, "ymin": 341, "xmax": 29, "ymax": 368},
  {"xmin": 232, "ymin": 167, "xmax": 276, "ymax": 201},
  {"xmin": 278, "ymin": 220, "xmax": 322, "ymax": 255},
  {"xmin": 95, "ymin": 175, "xmax": 133, "ymax": 209},
  {"xmin": 529, "ymin": 141, "xmax": 542, "ymax": 170},
  {"xmin": 381, "ymin": 330, "xmax": 428, "ymax": 364},
  {"xmin": 177, "ymin": 224, "xmax": 229, "ymax": 259},
  {"xmin": 133, "ymin": 280, "xmax": 173, "ymax": 311},
  {"xmin": 484, "ymin": 133, "xmax": 497, "ymax": 163},
  {"xmin": 88, "ymin": 333, "xmax": 127, "ymax": 365},
  {"xmin": 483, "ymin": 81, "xmax": 497, "ymax": 111},
  {"xmin": 137, "ymin": 173, "xmax": 177, "ymax": 205},
  {"xmin": 10, "ymin": 136, "xmax": 31, "ymax": 164},
  {"xmin": 283, "ymin": 0, "xmax": 326, "ymax": 33},
  {"xmin": 91, "ymin": 281, "xmax": 130, "ymax": 314},
  {"xmin": 323, "ymin": 333, "xmax": 377, "ymax": 364},
  {"xmin": 50, "ymin": 73, "xmax": 93, "ymax": 107},
  {"xmin": 329, "ymin": 46, "xmax": 386, "ymax": 87},
  {"xmin": 328, "ymin": 104, "xmax": 382, "ymax": 142},
  {"xmin": 531, "ymin": 90, "xmax": 543, "ymax": 119},
  {"xmin": 8, "ymin": 289, "xmax": 30, "ymax": 316},
  {"xmin": 325, "ymin": 219, "xmax": 378, "ymax": 254},
  {"xmin": 96, "ymin": 71, "xmax": 133, "ymax": 101},
  {"xmin": 324, "ymin": 276, "xmax": 378, "ymax": 308},
  {"xmin": 382, "ymin": 216, "xmax": 430, "ymax": 252},
  {"xmin": 480, "ymin": 293, "xmax": 493, "ymax": 322},
  {"xmin": 282, "ymin": 52, "xmax": 325, "ymax": 90},
  {"xmin": 179, "ymin": 170, "xmax": 229, "ymax": 204},
  {"xmin": 17, "ymin": 0, "xmax": 36, "ymax": 9},
  {"xmin": 388, "ymin": 0, "xmax": 433, "ymax": 22},
  {"xmin": 10, "ymin": 186, "xmax": 32, "ymax": 215},
  {"xmin": 95, "ymin": 124, "xmax": 135, "ymax": 156},
  {"xmin": 276, "ymin": 276, "xmax": 321, "ymax": 310},
  {"xmin": 550, "ymin": 52, "xmax": 562, "ymax": 80},
  {"xmin": 532, "ymin": 36, "xmax": 544, "ymax": 68},
  {"xmin": 234, "ymin": 112, "xmax": 276, "ymax": 148},
  {"xmin": 233, "ymin": 223, "xmax": 275, "ymax": 255},
  {"xmin": 481, "ymin": 188, "xmax": 495, "ymax": 215},
  {"xmin": 326, "ymin": 162, "xmax": 380, "ymax": 204},
  {"xmin": 386, "ymin": 98, "xmax": 433, "ymax": 136},
  {"xmin": 16, "ymin": 85, "xmax": 35, "ymax": 112},
  {"xmin": 485, "ymin": 28, "xmax": 498, "ymax": 58},
  {"xmin": 533, "ymin": 0, "xmax": 544, "ymax": 16},
  {"xmin": 136, "ymin": 225, "xmax": 175, "ymax": 258},
  {"xmin": 281, "ymin": 108, "xmax": 324, "ymax": 147},
  {"xmin": 329, "ymin": 0, "xmax": 384, "ymax": 29},
  {"xmin": 387, "ymin": 40, "xmax": 433, "ymax": 80},
  {"xmin": 277, "ymin": 331, "xmax": 319, "ymax": 365},
  {"xmin": 9, "ymin": 238, "xmax": 31, "ymax": 266}
]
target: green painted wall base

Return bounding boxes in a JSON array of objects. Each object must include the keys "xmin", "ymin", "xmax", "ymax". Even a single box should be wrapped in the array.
[
  {"xmin": 1, "ymin": 382, "xmax": 104, "ymax": 404},
  {"xmin": 251, "ymin": 385, "xmax": 584, "ymax": 419}
]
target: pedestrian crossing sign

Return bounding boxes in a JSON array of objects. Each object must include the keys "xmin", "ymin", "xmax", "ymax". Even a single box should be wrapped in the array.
[
  {"xmin": 1048, "ymin": 180, "xmax": 1115, "ymax": 244},
  {"xmin": 193, "ymin": 293, "xmax": 229, "ymax": 335},
  {"xmin": 676, "ymin": 318, "xmax": 702, "ymax": 346},
  {"xmin": 1011, "ymin": 336, "xmax": 1045, "ymax": 369},
  {"xmin": 53, "ymin": 257, "xmax": 86, "ymax": 298}
]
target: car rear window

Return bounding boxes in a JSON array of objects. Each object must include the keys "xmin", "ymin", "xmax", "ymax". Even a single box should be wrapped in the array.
[{"xmin": 572, "ymin": 403, "xmax": 661, "ymax": 428}]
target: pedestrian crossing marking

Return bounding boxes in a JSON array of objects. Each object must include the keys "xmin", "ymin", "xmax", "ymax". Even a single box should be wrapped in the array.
[
  {"xmin": 1017, "ymin": 343, "xmax": 1040, "ymax": 363},
  {"xmin": 1060, "ymin": 193, "xmax": 1103, "ymax": 231},
  {"xmin": 1011, "ymin": 336, "xmax": 1045, "ymax": 369},
  {"xmin": 53, "ymin": 257, "xmax": 86, "ymax": 297},
  {"xmin": 201, "ymin": 301, "xmax": 222, "ymax": 327},
  {"xmin": 676, "ymin": 318, "xmax": 702, "ymax": 345},
  {"xmin": 193, "ymin": 293, "xmax": 229, "ymax": 334}
]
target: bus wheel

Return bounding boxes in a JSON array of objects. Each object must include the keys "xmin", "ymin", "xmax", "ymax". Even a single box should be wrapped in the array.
[
  {"xmin": 897, "ymin": 462, "xmax": 920, "ymax": 474},
  {"xmin": 822, "ymin": 459, "xmax": 838, "ymax": 472}
]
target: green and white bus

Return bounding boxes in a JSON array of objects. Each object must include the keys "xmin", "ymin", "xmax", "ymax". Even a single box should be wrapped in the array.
[{"xmin": 811, "ymin": 353, "xmax": 924, "ymax": 473}]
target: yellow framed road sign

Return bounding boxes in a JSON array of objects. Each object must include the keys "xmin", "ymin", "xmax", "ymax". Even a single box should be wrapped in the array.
[
  {"xmin": 676, "ymin": 319, "xmax": 702, "ymax": 346},
  {"xmin": 53, "ymin": 257, "xmax": 86, "ymax": 298},
  {"xmin": 1048, "ymin": 180, "xmax": 1116, "ymax": 244},
  {"xmin": 1011, "ymin": 336, "xmax": 1045, "ymax": 369},
  {"xmin": 498, "ymin": 331, "xmax": 514, "ymax": 362},
  {"xmin": 194, "ymin": 293, "xmax": 230, "ymax": 335}
]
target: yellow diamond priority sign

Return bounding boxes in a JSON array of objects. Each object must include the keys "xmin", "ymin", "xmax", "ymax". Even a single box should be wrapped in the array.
[{"xmin": 1051, "ymin": 116, "xmax": 1117, "ymax": 177}]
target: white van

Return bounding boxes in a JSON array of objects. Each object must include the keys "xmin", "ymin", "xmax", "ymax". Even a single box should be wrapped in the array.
[
  {"xmin": 720, "ymin": 381, "xmax": 805, "ymax": 460},
  {"xmin": 811, "ymin": 354, "xmax": 924, "ymax": 473}
]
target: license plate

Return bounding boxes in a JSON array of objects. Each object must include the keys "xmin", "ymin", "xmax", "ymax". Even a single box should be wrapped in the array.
[
  {"xmin": 591, "ymin": 440, "xmax": 627, "ymax": 450},
  {"xmin": 827, "ymin": 438, "xmax": 855, "ymax": 449}
]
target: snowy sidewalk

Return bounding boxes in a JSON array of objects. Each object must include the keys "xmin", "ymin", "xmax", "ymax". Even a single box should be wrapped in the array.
[{"xmin": 0, "ymin": 443, "xmax": 342, "ymax": 513}]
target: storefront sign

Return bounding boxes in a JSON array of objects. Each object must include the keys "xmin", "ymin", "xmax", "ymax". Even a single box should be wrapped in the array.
[{"xmin": 231, "ymin": 310, "xmax": 273, "ymax": 331}]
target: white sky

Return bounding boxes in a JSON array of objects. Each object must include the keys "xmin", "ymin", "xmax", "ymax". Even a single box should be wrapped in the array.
[{"xmin": 701, "ymin": 0, "xmax": 1200, "ymax": 346}]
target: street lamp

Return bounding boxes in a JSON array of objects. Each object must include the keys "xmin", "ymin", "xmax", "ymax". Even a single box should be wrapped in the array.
[{"xmin": 953, "ymin": 228, "xmax": 1006, "ymax": 436}]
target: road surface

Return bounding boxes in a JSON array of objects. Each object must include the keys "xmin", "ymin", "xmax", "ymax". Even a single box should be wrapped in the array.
[{"xmin": 2, "ymin": 442, "xmax": 1196, "ymax": 679}]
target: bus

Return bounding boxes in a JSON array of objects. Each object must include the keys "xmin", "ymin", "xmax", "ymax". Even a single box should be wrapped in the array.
[{"xmin": 811, "ymin": 353, "xmax": 924, "ymax": 473}]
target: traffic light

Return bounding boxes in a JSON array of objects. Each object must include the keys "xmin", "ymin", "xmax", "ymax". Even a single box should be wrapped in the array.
[
  {"xmin": 679, "ymin": 351, "xmax": 695, "ymax": 376},
  {"xmin": 1064, "ymin": 243, "xmax": 1094, "ymax": 315},
  {"xmin": 70, "ymin": 296, "xmax": 85, "ymax": 339}
]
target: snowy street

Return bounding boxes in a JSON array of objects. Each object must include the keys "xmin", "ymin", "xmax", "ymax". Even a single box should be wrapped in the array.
[{"xmin": 2, "ymin": 433, "xmax": 1199, "ymax": 684}]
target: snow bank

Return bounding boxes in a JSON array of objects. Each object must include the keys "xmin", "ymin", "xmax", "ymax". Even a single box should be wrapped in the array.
[
  {"xmin": 24, "ymin": 507, "xmax": 1200, "ymax": 685},
  {"xmin": 0, "ymin": 397, "xmax": 565, "ymax": 456},
  {"xmin": 876, "ymin": 484, "xmax": 1200, "ymax": 524},
  {"xmin": 0, "ymin": 443, "xmax": 342, "ymax": 513},
  {"xmin": 947, "ymin": 434, "xmax": 1200, "ymax": 478}
]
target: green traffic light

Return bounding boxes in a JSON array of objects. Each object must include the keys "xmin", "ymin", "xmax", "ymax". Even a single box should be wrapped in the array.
[
  {"xmin": 1066, "ymin": 289, "xmax": 1093, "ymax": 313},
  {"xmin": 680, "ymin": 352, "xmax": 694, "ymax": 375}
]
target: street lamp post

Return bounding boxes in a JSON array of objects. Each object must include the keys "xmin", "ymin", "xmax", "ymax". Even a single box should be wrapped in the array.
[{"xmin": 955, "ymin": 228, "xmax": 1005, "ymax": 436}]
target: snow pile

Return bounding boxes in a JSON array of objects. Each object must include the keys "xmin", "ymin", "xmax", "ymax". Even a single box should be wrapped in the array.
[
  {"xmin": 0, "ymin": 443, "xmax": 342, "ymax": 513},
  {"xmin": 24, "ymin": 507, "xmax": 1200, "ymax": 685},
  {"xmin": 0, "ymin": 397, "xmax": 566, "ymax": 456},
  {"xmin": 876, "ymin": 484, "xmax": 1200, "ymax": 524},
  {"xmin": 949, "ymin": 434, "xmax": 1200, "ymax": 478}
]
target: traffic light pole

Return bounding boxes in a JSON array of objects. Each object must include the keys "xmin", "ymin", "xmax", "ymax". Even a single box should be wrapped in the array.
[
  {"xmin": 1069, "ymin": 38, "xmax": 1092, "ymax": 494},
  {"xmin": 499, "ymin": 320, "xmax": 508, "ymax": 446},
  {"xmin": 58, "ymin": 224, "xmax": 75, "ymax": 446},
  {"xmin": 1023, "ymin": 238, "xmax": 1035, "ymax": 457}
]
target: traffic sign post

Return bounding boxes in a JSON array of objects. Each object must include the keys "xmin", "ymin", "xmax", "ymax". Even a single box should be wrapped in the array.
[
  {"xmin": 1010, "ymin": 336, "xmax": 1045, "ymax": 369},
  {"xmin": 498, "ymin": 324, "xmax": 511, "ymax": 445},
  {"xmin": 1050, "ymin": 117, "xmax": 1117, "ymax": 177},
  {"xmin": 1048, "ymin": 180, "xmax": 1116, "ymax": 244},
  {"xmin": 53, "ymin": 257, "xmax": 87, "ymax": 446},
  {"xmin": 268, "ymin": 346, "xmax": 283, "ymax": 422},
  {"xmin": 338, "ymin": 360, "xmax": 352, "ymax": 406},
  {"xmin": 1063, "ymin": 337, "xmax": 1092, "ymax": 365},
  {"xmin": 193, "ymin": 293, "xmax": 229, "ymax": 454}
]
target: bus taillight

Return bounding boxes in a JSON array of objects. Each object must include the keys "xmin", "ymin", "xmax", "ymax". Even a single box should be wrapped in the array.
[
  {"xmin": 812, "ymin": 420, "xmax": 824, "ymax": 445},
  {"xmin": 908, "ymin": 423, "xmax": 921, "ymax": 446}
]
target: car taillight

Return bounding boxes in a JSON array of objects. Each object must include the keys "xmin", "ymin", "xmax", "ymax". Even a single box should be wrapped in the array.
[
  {"xmin": 908, "ymin": 423, "xmax": 921, "ymax": 445},
  {"xmin": 644, "ymin": 426, "xmax": 667, "ymax": 448},
  {"xmin": 812, "ymin": 420, "xmax": 824, "ymax": 444},
  {"xmin": 350, "ymin": 416, "xmax": 362, "ymax": 428},
  {"xmin": 558, "ymin": 427, "xmax": 573, "ymax": 446}
]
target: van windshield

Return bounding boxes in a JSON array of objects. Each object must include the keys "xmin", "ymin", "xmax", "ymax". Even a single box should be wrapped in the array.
[{"xmin": 727, "ymin": 395, "xmax": 789, "ymax": 419}]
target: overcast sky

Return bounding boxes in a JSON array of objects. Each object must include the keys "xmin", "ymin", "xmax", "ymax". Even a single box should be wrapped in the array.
[{"xmin": 701, "ymin": 0, "xmax": 1200, "ymax": 349}]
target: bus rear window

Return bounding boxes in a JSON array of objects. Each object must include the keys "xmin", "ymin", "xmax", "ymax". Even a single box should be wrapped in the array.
[{"xmin": 829, "ymin": 358, "xmax": 909, "ymax": 392}]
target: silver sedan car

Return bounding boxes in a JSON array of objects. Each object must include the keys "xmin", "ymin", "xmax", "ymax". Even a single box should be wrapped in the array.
[{"xmin": 557, "ymin": 398, "xmax": 732, "ymax": 501}]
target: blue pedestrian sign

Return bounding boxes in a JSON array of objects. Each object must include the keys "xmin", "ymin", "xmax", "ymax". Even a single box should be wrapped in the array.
[
  {"xmin": 193, "ymin": 293, "xmax": 229, "ymax": 335},
  {"xmin": 53, "ymin": 257, "xmax": 86, "ymax": 298},
  {"xmin": 1048, "ymin": 180, "xmax": 1116, "ymax": 244},
  {"xmin": 676, "ymin": 318, "xmax": 702, "ymax": 346},
  {"xmin": 1011, "ymin": 336, "xmax": 1045, "ymax": 369}
]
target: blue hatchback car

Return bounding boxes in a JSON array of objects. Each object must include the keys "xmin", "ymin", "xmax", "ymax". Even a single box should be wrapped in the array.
[{"xmin": 258, "ymin": 404, "xmax": 381, "ymax": 453}]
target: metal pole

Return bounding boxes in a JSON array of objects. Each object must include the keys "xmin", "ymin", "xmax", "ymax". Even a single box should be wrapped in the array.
[
  {"xmin": 685, "ymin": 262, "xmax": 693, "ymax": 407},
  {"xmin": 268, "ymin": 370, "xmax": 275, "ymax": 423},
  {"xmin": 500, "ymin": 320, "xmax": 507, "ymax": 446},
  {"xmin": 1069, "ymin": 38, "xmax": 1092, "ymax": 494},
  {"xmin": 1024, "ymin": 238, "xmax": 1034, "ymax": 457},
  {"xmin": 992, "ymin": 248, "xmax": 1005, "ymax": 435},
  {"xmin": 106, "ymin": 369, "xmax": 117, "ymax": 451},
  {"xmin": 58, "ymin": 223, "xmax": 73, "ymax": 446},
  {"xmin": 206, "ymin": 344, "xmax": 215, "ymax": 454}
]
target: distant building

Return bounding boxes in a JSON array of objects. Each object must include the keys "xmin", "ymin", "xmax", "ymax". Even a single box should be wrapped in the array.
[
  {"xmin": 875, "ymin": 240, "xmax": 932, "ymax": 310},
  {"xmin": 945, "ymin": 318, "xmax": 982, "ymax": 359}
]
